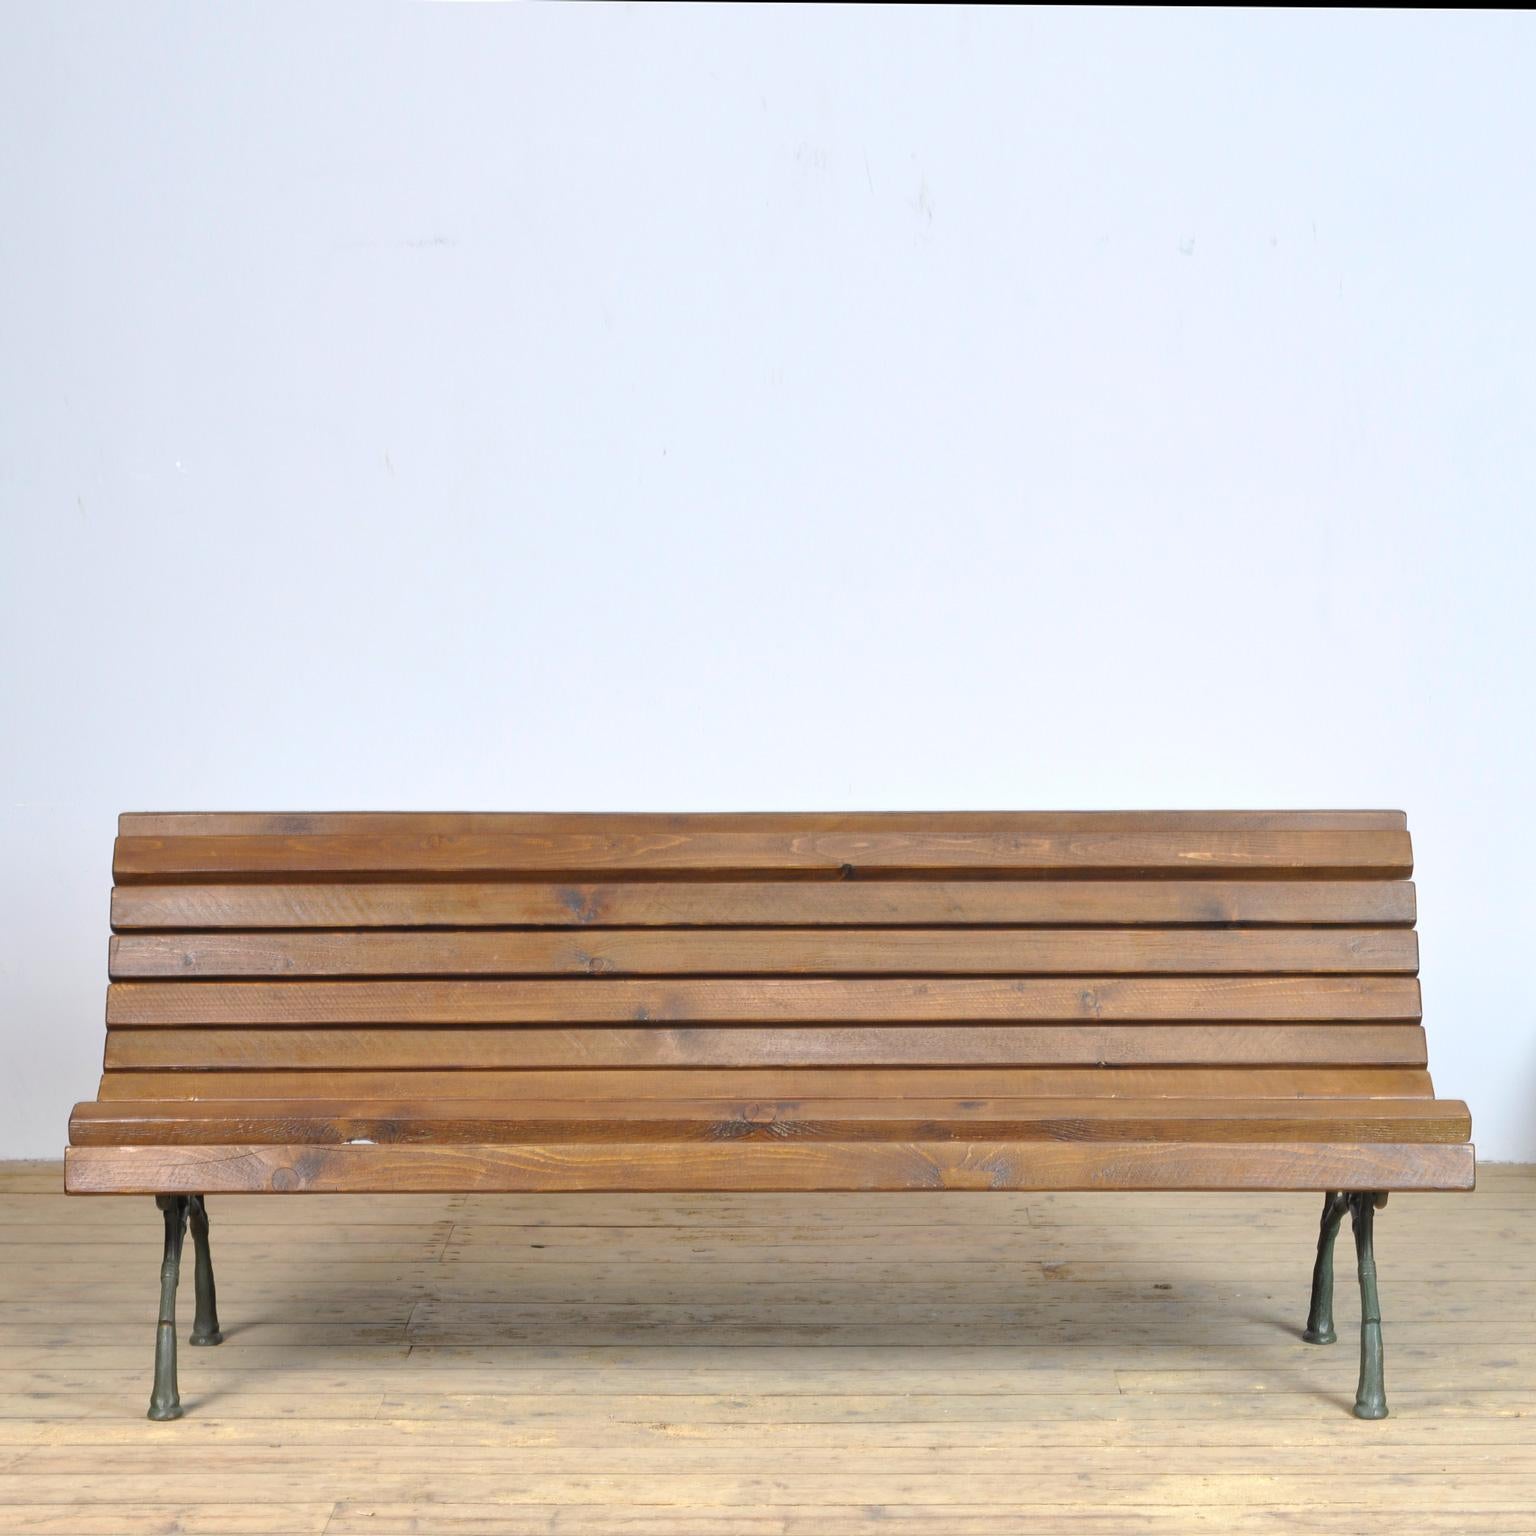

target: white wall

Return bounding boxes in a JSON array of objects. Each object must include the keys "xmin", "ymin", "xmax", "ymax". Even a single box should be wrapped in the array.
[{"xmin": 2, "ymin": 5, "xmax": 1532, "ymax": 1160}]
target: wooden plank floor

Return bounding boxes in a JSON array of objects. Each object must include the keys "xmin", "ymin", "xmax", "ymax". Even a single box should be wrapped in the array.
[{"xmin": 1, "ymin": 1162, "xmax": 1532, "ymax": 1534}]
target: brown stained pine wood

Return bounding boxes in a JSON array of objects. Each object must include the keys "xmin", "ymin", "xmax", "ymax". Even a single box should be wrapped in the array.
[
  {"xmin": 72, "ymin": 813, "xmax": 1469, "ymax": 1220},
  {"xmin": 101, "ymin": 1022, "xmax": 1432, "ymax": 1072},
  {"xmin": 61, "ymin": 1139, "xmax": 1475, "ymax": 1193},
  {"xmin": 111, "ymin": 827, "xmax": 1415, "ymax": 881},
  {"xmin": 110, "ymin": 878, "xmax": 1419, "ymax": 930},
  {"xmin": 91, "ymin": 1064, "xmax": 1440, "ymax": 1102},
  {"xmin": 117, "ymin": 810, "xmax": 1411, "ymax": 836},
  {"xmin": 66, "ymin": 1096, "xmax": 1474, "ymax": 1146},
  {"xmin": 107, "ymin": 927, "xmax": 1421, "ymax": 979},
  {"xmin": 103, "ymin": 976, "xmax": 1424, "ymax": 1025}
]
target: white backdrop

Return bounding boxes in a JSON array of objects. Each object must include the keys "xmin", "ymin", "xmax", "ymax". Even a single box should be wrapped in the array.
[{"xmin": 2, "ymin": 6, "xmax": 1532, "ymax": 1159}]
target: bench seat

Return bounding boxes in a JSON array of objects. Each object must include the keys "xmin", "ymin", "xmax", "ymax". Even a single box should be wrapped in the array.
[
  {"xmin": 66, "ymin": 1098, "xmax": 1472, "ymax": 1195},
  {"xmin": 69, "ymin": 1094, "xmax": 1474, "ymax": 1146}
]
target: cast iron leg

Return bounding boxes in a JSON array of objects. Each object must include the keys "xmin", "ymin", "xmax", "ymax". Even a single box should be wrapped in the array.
[
  {"xmin": 187, "ymin": 1194, "xmax": 222, "ymax": 1347},
  {"xmin": 1302, "ymin": 1190, "xmax": 1350, "ymax": 1344},
  {"xmin": 1351, "ymin": 1191, "xmax": 1389, "ymax": 1419},
  {"xmin": 148, "ymin": 1195, "xmax": 189, "ymax": 1421}
]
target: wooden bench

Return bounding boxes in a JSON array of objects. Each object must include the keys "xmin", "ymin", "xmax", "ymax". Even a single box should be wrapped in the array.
[{"xmin": 66, "ymin": 810, "xmax": 1473, "ymax": 1421}]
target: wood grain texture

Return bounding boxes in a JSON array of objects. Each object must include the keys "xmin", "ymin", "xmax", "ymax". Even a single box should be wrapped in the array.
[
  {"xmin": 61, "ymin": 1139, "xmax": 1476, "ymax": 1193},
  {"xmin": 104, "ymin": 976, "xmax": 1424, "ymax": 1025},
  {"xmin": 92, "ymin": 1065, "xmax": 1440, "ymax": 1102},
  {"xmin": 111, "ymin": 828, "xmax": 1414, "ymax": 881},
  {"xmin": 107, "ymin": 928, "xmax": 1421, "ymax": 979},
  {"xmin": 73, "ymin": 810, "xmax": 1467, "ymax": 1209},
  {"xmin": 101, "ymin": 1023, "xmax": 1432, "ymax": 1071},
  {"xmin": 110, "ymin": 878, "xmax": 1420, "ymax": 930},
  {"xmin": 67, "ymin": 1096, "xmax": 1474, "ymax": 1146}
]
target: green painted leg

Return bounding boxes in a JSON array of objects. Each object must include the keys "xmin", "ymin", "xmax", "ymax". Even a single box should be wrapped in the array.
[
  {"xmin": 148, "ymin": 1196, "xmax": 188, "ymax": 1421},
  {"xmin": 1302, "ymin": 1190, "xmax": 1350, "ymax": 1344},
  {"xmin": 187, "ymin": 1195, "xmax": 222, "ymax": 1347},
  {"xmin": 1351, "ymin": 1192, "xmax": 1389, "ymax": 1420}
]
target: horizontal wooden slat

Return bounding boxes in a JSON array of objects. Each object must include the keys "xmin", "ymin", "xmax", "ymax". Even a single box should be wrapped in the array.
[
  {"xmin": 62, "ymin": 1138, "xmax": 1476, "ymax": 1193},
  {"xmin": 111, "ymin": 829, "xmax": 1414, "ymax": 882},
  {"xmin": 104, "ymin": 976, "xmax": 1423, "ymax": 1025},
  {"xmin": 67, "ymin": 1095, "xmax": 1474, "ymax": 1146},
  {"xmin": 117, "ymin": 810, "xmax": 1411, "ymax": 837},
  {"xmin": 107, "ymin": 928, "xmax": 1421, "ymax": 980},
  {"xmin": 109, "ymin": 878, "xmax": 1420, "ymax": 930},
  {"xmin": 102, "ymin": 1023, "xmax": 1430, "ymax": 1070},
  {"xmin": 93, "ymin": 1065, "xmax": 1440, "ymax": 1102}
]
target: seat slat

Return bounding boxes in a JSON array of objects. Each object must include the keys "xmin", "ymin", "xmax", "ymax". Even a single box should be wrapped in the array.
[
  {"xmin": 68, "ymin": 1096, "xmax": 1473, "ymax": 1146},
  {"xmin": 107, "ymin": 928, "xmax": 1420, "ymax": 979},
  {"xmin": 62, "ymin": 1138, "xmax": 1476, "ymax": 1194},
  {"xmin": 93, "ymin": 1065, "xmax": 1440, "ymax": 1102},
  {"xmin": 102, "ymin": 1023, "xmax": 1430, "ymax": 1070},
  {"xmin": 104, "ymin": 976, "xmax": 1423, "ymax": 1025},
  {"xmin": 112, "ymin": 828, "xmax": 1414, "ymax": 881},
  {"xmin": 109, "ymin": 879, "xmax": 1419, "ymax": 931}
]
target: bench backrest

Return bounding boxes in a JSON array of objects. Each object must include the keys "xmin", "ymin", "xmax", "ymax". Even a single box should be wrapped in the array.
[{"xmin": 98, "ymin": 811, "xmax": 1429, "ymax": 1110}]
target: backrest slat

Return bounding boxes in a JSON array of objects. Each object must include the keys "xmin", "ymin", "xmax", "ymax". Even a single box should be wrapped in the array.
[
  {"xmin": 110, "ymin": 879, "xmax": 1418, "ymax": 930},
  {"xmin": 103, "ymin": 1024, "xmax": 1429, "ymax": 1071},
  {"xmin": 93, "ymin": 1066, "xmax": 1441, "ymax": 1101},
  {"xmin": 113, "ymin": 827, "xmax": 1412, "ymax": 880},
  {"xmin": 106, "ymin": 976, "xmax": 1422, "ymax": 1024},
  {"xmin": 108, "ymin": 928, "xmax": 1421, "ymax": 978}
]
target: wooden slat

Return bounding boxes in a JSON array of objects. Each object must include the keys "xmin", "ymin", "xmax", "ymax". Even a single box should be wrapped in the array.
[
  {"xmin": 101, "ymin": 1023, "xmax": 1430, "ymax": 1070},
  {"xmin": 67, "ymin": 1095, "xmax": 1474, "ymax": 1146},
  {"xmin": 61, "ymin": 1138, "xmax": 1477, "ymax": 1193},
  {"xmin": 109, "ymin": 878, "xmax": 1420, "ymax": 930},
  {"xmin": 111, "ymin": 829, "xmax": 1414, "ymax": 881},
  {"xmin": 92, "ymin": 1065, "xmax": 1440, "ymax": 1102},
  {"xmin": 103, "ymin": 976, "xmax": 1423, "ymax": 1025},
  {"xmin": 107, "ymin": 928, "xmax": 1421, "ymax": 979},
  {"xmin": 117, "ymin": 810, "xmax": 1411, "ymax": 836}
]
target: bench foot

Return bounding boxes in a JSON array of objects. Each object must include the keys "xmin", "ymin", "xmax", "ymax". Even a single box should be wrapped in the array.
[
  {"xmin": 187, "ymin": 1195, "xmax": 222, "ymax": 1346},
  {"xmin": 1302, "ymin": 1190, "xmax": 1349, "ymax": 1344},
  {"xmin": 147, "ymin": 1196, "xmax": 188, "ymax": 1421},
  {"xmin": 1351, "ymin": 1191, "xmax": 1389, "ymax": 1419}
]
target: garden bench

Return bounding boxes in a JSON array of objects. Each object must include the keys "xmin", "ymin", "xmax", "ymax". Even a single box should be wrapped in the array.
[{"xmin": 65, "ymin": 810, "xmax": 1473, "ymax": 1420}]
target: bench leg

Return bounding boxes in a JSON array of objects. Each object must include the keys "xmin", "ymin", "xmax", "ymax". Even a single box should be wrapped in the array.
[
  {"xmin": 148, "ymin": 1196, "xmax": 189, "ymax": 1421},
  {"xmin": 1351, "ymin": 1191, "xmax": 1389, "ymax": 1420},
  {"xmin": 1302, "ymin": 1190, "xmax": 1350, "ymax": 1344},
  {"xmin": 187, "ymin": 1195, "xmax": 222, "ymax": 1347}
]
